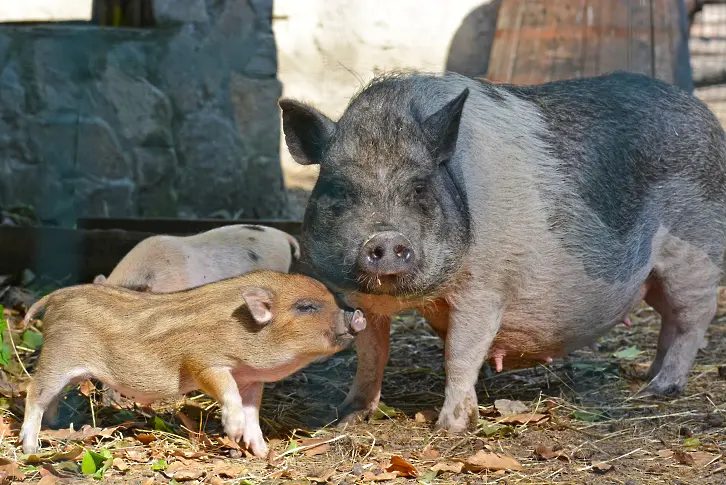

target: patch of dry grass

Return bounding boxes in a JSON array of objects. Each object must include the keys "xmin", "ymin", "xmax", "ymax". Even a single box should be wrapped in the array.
[{"xmin": 0, "ymin": 292, "xmax": 725, "ymax": 484}]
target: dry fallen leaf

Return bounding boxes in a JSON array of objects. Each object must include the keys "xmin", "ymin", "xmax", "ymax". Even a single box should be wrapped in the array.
[
  {"xmin": 212, "ymin": 461, "xmax": 247, "ymax": 478},
  {"xmin": 24, "ymin": 446, "xmax": 85, "ymax": 463},
  {"xmin": 78, "ymin": 379, "xmax": 95, "ymax": 397},
  {"xmin": 300, "ymin": 438, "xmax": 331, "ymax": 457},
  {"xmin": 431, "ymin": 462, "xmax": 464, "ymax": 473},
  {"xmin": 0, "ymin": 416, "xmax": 20, "ymax": 437},
  {"xmin": 455, "ymin": 450, "xmax": 523, "ymax": 472},
  {"xmin": 414, "ymin": 410, "xmax": 438, "ymax": 423},
  {"xmin": 593, "ymin": 462, "xmax": 613, "ymax": 473},
  {"xmin": 691, "ymin": 451, "xmax": 717, "ymax": 467},
  {"xmin": 125, "ymin": 449, "xmax": 149, "ymax": 463},
  {"xmin": 142, "ymin": 479, "xmax": 155, "ymax": 485},
  {"xmin": 267, "ymin": 449, "xmax": 284, "ymax": 467},
  {"xmin": 218, "ymin": 436, "xmax": 242, "ymax": 451},
  {"xmin": 112, "ymin": 458, "xmax": 129, "ymax": 472},
  {"xmin": 135, "ymin": 433, "xmax": 157, "ymax": 445},
  {"xmin": 674, "ymin": 451, "xmax": 696, "ymax": 466},
  {"xmin": 362, "ymin": 471, "xmax": 399, "ymax": 482},
  {"xmin": 494, "ymin": 399, "xmax": 529, "ymax": 417},
  {"xmin": 177, "ymin": 411, "xmax": 199, "ymax": 433},
  {"xmin": 657, "ymin": 450, "xmax": 674, "ymax": 459},
  {"xmin": 37, "ymin": 476, "xmax": 60, "ymax": 485},
  {"xmin": 500, "ymin": 413, "xmax": 549, "ymax": 425},
  {"xmin": 40, "ymin": 424, "xmax": 120, "ymax": 442},
  {"xmin": 534, "ymin": 445, "xmax": 569, "ymax": 461},
  {"xmin": 0, "ymin": 462, "xmax": 25, "ymax": 480},
  {"xmin": 385, "ymin": 455, "xmax": 419, "ymax": 477},
  {"xmin": 308, "ymin": 469, "xmax": 335, "ymax": 483},
  {"xmin": 209, "ymin": 478, "xmax": 224, "ymax": 485},
  {"xmin": 420, "ymin": 443, "xmax": 440, "ymax": 460}
]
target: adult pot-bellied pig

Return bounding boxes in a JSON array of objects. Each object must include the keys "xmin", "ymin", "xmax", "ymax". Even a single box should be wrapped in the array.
[
  {"xmin": 279, "ymin": 71, "xmax": 726, "ymax": 432},
  {"xmin": 19, "ymin": 271, "xmax": 366, "ymax": 456}
]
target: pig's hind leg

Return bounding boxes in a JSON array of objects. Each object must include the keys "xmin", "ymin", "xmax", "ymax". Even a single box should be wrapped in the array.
[
  {"xmin": 642, "ymin": 240, "xmax": 720, "ymax": 396},
  {"xmin": 19, "ymin": 364, "xmax": 89, "ymax": 454}
]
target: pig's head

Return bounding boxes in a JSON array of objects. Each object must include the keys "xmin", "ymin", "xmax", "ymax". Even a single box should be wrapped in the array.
[
  {"xmin": 279, "ymin": 78, "xmax": 471, "ymax": 297},
  {"xmin": 241, "ymin": 273, "xmax": 367, "ymax": 359}
]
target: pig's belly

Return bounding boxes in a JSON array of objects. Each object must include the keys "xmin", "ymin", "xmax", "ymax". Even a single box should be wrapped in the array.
[{"xmin": 487, "ymin": 284, "xmax": 646, "ymax": 369}]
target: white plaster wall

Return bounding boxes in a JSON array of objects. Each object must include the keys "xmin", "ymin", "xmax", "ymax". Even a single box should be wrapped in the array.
[
  {"xmin": 0, "ymin": 0, "xmax": 92, "ymax": 22},
  {"xmin": 273, "ymin": 0, "xmax": 494, "ymax": 188}
]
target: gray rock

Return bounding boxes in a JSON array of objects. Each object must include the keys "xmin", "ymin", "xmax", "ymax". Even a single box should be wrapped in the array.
[
  {"xmin": 153, "ymin": 0, "xmax": 209, "ymax": 25},
  {"xmin": 99, "ymin": 65, "xmax": 173, "ymax": 146},
  {"xmin": 230, "ymin": 73, "xmax": 282, "ymax": 157},
  {"xmin": 0, "ymin": 61, "xmax": 26, "ymax": 115},
  {"xmin": 176, "ymin": 112, "xmax": 250, "ymax": 217},
  {"xmin": 135, "ymin": 147, "xmax": 179, "ymax": 217},
  {"xmin": 243, "ymin": 32, "xmax": 278, "ymax": 78}
]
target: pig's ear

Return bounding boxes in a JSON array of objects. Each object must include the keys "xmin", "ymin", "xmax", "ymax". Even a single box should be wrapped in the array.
[
  {"xmin": 93, "ymin": 274, "xmax": 106, "ymax": 284},
  {"xmin": 242, "ymin": 287, "xmax": 274, "ymax": 325},
  {"xmin": 279, "ymin": 99, "xmax": 336, "ymax": 165},
  {"xmin": 420, "ymin": 88, "xmax": 469, "ymax": 164}
]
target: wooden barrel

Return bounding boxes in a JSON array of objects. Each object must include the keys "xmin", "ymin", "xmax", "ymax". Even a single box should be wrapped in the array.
[{"xmin": 485, "ymin": 0, "xmax": 693, "ymax": 91}]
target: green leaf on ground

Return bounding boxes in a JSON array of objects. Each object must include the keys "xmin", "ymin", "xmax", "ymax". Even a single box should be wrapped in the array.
[
  {"xmin": 151, "ymin": 459, "xmax": 167, "ymax": 471},
  {"xmin": 572, "ymin": 410, "xmax": 607, "ymax": 422},
  {"xmin": 21, "ymin": 330, "xmax": 43, "ymax": 350},
  {"xmin": 373, "ymin": 402, "xmax": 399, "ymax": 420},
  {"xmin": 612, "ymin": 346, "xmax": 642, "ymax": 360}
]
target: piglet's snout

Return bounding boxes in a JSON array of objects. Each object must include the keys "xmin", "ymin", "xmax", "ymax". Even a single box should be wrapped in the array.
[{"xmin": 345, "ymin": 309, "xmax": 367, "ymax": 334}]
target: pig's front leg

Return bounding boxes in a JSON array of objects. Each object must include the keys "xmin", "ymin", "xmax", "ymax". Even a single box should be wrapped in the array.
[
  {"xmin": 337, "ymin": 313, "xmax": 391, "ymax": 425},
  {"xmin": 194, "ymin": 367, "xmax": 245, "ymax": 444},
  {"xmin": 436, "ymin": 292, "xmax": 504, "ymax": 432},
  {"xmin": 238, "ymin": 382, "xmax": 267, "ymax": 457}
]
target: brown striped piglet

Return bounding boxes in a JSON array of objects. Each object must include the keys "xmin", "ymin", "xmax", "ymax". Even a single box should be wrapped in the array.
[{"xmin": 18, "ymin": 271, "xmax": 366, "ymax": 457}]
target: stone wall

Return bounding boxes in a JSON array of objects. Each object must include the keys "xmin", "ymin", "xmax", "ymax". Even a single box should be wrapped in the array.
[{"xmin": 0, "ymin": 0, "xmax": 287, "ymax": 226}]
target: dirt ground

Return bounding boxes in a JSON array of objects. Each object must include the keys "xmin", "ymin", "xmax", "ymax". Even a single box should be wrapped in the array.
[{"xmin": 0, "ymin": 287, "xmax": 725, "ymax": 485}]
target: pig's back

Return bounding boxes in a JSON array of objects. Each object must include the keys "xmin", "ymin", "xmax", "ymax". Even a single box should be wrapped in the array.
[{"xmin": 184, "ymin": 225, "xmax": 294, "ymax": 281}]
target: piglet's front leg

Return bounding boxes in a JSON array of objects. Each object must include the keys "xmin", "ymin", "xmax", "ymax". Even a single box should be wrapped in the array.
[
  {"xmin": 436, "ymin": 292, "xmax": 504, "ymax": 432},
  {"xmin": 194, "ymin": 367, "xmax": 246, "ymax": 445}
]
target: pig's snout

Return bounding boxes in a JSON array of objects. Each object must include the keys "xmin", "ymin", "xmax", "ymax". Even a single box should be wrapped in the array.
[
  {"xmin": 359, "ymin": 232, "xmax": 415, "ymax": 276},
  {"xmin": 345, "ymin": 309, "xmax": 367, "ymax": 334}
]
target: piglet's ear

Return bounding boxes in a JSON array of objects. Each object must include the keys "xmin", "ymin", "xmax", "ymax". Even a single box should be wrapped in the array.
[
  {"xmin": 420, "ymin": 88, "xmax": 469, "ymax": 164},
  {"xmin": 93, "ymin": 274, "xmax": 107, "ymax": 284},
  {"xmin": 279, "ymin": 99, "xmax": 336, "ymax": 166},
  {"xmin": 242, "ymin": 288, "xmax": 274, "ymax": 326}
]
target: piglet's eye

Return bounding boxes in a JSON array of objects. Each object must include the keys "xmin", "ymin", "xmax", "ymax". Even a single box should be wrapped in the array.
[
  {"xmin": 413, "ymin": 184, "xmax": 426, "ymax": 197},
  {"xmin": 295, "ymin": 303, "xmax": 319, "ymax": 313}
]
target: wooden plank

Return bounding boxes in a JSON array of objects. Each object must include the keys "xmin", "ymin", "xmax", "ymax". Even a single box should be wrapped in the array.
[
  {"xmin": 0, "ymin": 226, "xmax": 155, "ymax": 283},
  {"xmin": 487, "ymin": 0, "xmax": 524, "ymax": 82},
  {"xmin": 582, "ymin": 0, "xmax": 603, "ymax": 77},
  {"xmin": 486, "ymin": 0, "xmax": 691, "ymax": 87},
  {"xmin": 653, "ymin": 0, "xmax": 675, "ymax": 83},
  {"xmin": 548, "ymin": 0, "xmax": 587, "ymax": 82},
  {"xmin": 628, "ymin": 0, "xmax": 655, "ymax": 77},
  {"xmin": 76, "ymin": 218, "xmax": 302, "ymax": 237}
]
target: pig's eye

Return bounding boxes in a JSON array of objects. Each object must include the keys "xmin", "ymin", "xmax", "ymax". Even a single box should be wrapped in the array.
[
  {"xmin": 295, "ymin": 302, "xmax": 320, "ymax": 313},
  {"xmin": 412, "ymin": 183, "xmax": 427, "ymax": 198}
]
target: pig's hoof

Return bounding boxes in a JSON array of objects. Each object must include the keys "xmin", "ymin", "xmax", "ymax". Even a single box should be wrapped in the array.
[
  {"xmin": 336, "ymin": 407, "xmax": 376, "ymax": 427},
  {"xmin": 641, "ymin": 373, "xmax": 686, "ymax": 397},
  {"xmin": 19, "ymin": 429, "xmax": 39, "ymax": 455},
  {"xmin": 244, "ymin": 431, "xmax": 268, "ymax": 458},
  {"xmin": 434, "ymin": 398, "xmax": 478, "ymax": 433},
  {"xmin": 221, "ymin": 410, "xmax": 246, "ymax": 444}
]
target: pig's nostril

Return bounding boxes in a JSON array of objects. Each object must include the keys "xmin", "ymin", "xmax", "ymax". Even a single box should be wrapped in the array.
[
  {"xmin": 394, "ymin": 245, "xmax": 412, "ymax": 261},
  {"xmin": 368, "ymin": 246, "xmax": 384, "ymax": 261}
]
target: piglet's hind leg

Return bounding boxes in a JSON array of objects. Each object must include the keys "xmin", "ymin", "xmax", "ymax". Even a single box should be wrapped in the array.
[{"xmin": 20, "ymin": 367, "xmax": 84, "ymax": 454}]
